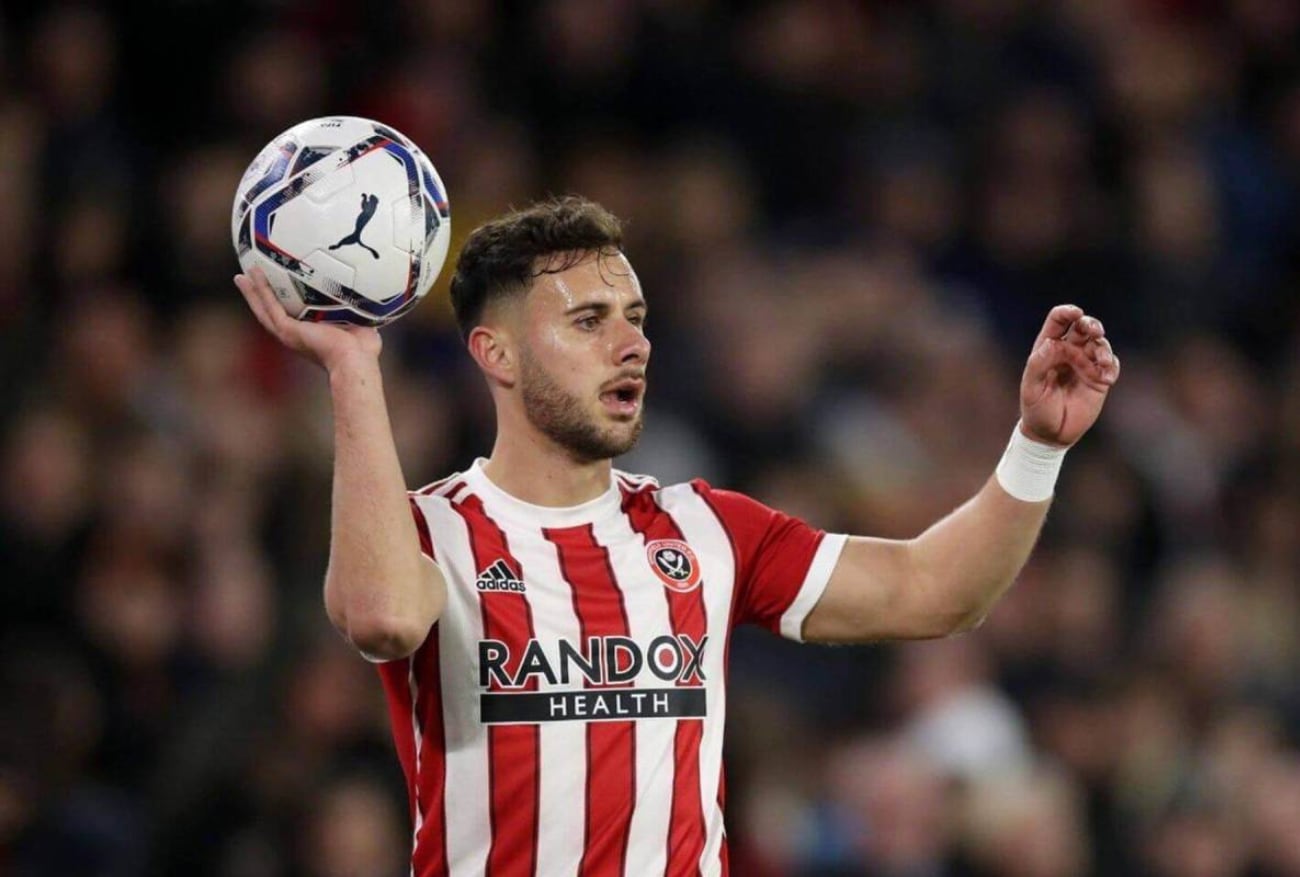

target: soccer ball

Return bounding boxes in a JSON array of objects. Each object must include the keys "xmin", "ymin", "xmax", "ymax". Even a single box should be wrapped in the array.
[{"xmin": 231, "ymin": 116, "xmax": 451, "ymax": 327}]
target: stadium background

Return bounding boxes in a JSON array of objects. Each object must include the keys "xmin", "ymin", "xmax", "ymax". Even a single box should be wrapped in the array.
[{"xmin": 2, "ymin": 0, "xmax": 1300, "ymax": 874}]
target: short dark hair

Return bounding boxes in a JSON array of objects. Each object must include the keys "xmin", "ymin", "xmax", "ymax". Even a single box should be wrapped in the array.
[{"xmin": 449, "ymin": 195, "xmax": 625, "ymax": 339}]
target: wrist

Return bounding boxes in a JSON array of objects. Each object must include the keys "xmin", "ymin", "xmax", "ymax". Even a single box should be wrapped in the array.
[
  {"xmin": 1017, "ymin": 420, "xmax": 1069, "ymax": 448},
  {"xmin": 326, "ymin": 349, "xmax": 382, "ymax": 383},
  {"xmin": 995, "ymin": 421, "xmax": 1067, "ymax": 502}
]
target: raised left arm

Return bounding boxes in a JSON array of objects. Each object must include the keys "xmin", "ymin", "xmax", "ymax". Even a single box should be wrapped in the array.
[{"xmin": 802, "ymin": 305, "xmax": 1120, "ymax": 644}]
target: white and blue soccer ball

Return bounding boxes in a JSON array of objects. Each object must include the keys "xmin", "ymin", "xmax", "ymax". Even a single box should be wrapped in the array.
[{"xmin": 231, "ymin": 116, "xmax": 451, "ymax": 327}]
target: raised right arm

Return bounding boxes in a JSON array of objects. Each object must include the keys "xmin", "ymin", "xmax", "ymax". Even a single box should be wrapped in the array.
[{"xmin": 235, "ymin": 268, "xmax": 444, "ymax": 660}]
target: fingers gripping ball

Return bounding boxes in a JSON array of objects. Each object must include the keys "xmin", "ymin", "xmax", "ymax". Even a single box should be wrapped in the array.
[{"xmin": 231, "ymin": 116, "xmax": 451, "ymax": 327}]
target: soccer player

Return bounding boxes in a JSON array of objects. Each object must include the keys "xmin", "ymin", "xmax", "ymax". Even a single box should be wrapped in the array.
[{"xmin": 233, "ymin": 195, "xmax": 1120, "ymax": 877}]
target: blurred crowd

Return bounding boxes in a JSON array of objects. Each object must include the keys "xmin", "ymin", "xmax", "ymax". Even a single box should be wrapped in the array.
[{"xmin": 2, "ymin": 0, "xmax": 1300, "ymax": 875}]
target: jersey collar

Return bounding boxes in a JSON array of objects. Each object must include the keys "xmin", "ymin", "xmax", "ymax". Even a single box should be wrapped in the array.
[{"xmin": 465, "ymin": 458, "xmax": 624, "ymax": 527}]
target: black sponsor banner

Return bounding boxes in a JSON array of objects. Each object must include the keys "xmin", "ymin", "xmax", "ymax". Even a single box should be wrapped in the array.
[{"xmin": 480, "ymin": 688, "xmax": 706, "ymax": 724}]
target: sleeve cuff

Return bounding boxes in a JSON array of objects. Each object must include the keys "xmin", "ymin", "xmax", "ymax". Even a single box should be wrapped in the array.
[{"xmin": 779, "ymin": 533, "xmax": 847, "ymax": 642}]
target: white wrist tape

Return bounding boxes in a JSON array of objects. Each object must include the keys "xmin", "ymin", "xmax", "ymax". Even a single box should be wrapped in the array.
[{"xmin": 995, "ymin": 423, "xmax": 1067, "ymax": 502}]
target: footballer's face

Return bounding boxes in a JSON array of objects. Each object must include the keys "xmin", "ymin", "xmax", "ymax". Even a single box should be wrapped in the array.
[{"xmin": 515, "ymin": 250, "xmax": 650, "ymax": 463}]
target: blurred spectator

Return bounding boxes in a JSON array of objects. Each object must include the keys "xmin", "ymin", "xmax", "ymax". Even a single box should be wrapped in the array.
[
  {"xmin": 821, "ymin": 737, "xmax": 953, "ymax": 876},
  {"xmin": 894, "ymin": 638, "xmax": 1033, "ymax": 785},
  {"xmin": 0, "ymin": 406, "xmax": 92, "ymax": 630},
  {"xmin": 294, "ymin": 773, "xmax": 406, "ymax": 877},
  {"xmin": 959, "ymin": 763, "xmax": 1091, "ymax": 877},
  {"xmin": 0, "ymin": 1, "xmax": 1298, "ymax": 874}
]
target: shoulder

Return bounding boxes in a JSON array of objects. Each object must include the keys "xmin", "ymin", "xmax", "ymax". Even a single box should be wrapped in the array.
[{"xmin": 670, "ymin": 477, "xmax": 768, "ymax": 513}]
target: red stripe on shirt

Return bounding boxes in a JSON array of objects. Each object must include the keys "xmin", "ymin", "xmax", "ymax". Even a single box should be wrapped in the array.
[
  {"xmin": 412, "ymin": 630, "xmax": 449, "ymax": 876},
  {"xmin": 409, "ymin": 495, "xmax": 436, "ymax": 561},
  {"xmin": 691, "ymin": 482, "xmax": 743, "ymax": 875},
  {"xmin": 456, "ymin": 494, "xmax": 540, "ymax": 877},
  {"xmin": 376, "ymin": 657, "xmax": 418, "ymax": 823},
  {"xmin": 620, "ymin": 485, "xmax": 708, "ymax": 877},
  {"xmin": 545, "ymin": 524, "xmax": 636, "ymax": 877},
  {"xmin": 376, "ymin": 630, "xmax": 449, "ymax": 877}
]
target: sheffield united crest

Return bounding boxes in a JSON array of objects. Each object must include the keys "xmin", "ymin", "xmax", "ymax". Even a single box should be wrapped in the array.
[{"xmin": 646, "ymin": 540, "xmax": 701, "ymax": 592}]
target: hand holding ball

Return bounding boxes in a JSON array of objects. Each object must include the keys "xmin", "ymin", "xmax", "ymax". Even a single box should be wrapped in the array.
[{"xmin": 231, "ymin": 116, "xmax": 451, "ymax": 327}]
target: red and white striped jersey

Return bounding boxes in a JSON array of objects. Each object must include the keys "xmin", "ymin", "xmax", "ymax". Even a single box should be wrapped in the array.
[{"xmin": 376, "ymin": 460, "xmax": 846, "ymax": 877}]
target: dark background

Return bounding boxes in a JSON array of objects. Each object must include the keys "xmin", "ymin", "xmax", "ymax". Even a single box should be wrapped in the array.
[{"xmin": 2, "ymin": 1, "xmax": 1300, "ymax": 875}]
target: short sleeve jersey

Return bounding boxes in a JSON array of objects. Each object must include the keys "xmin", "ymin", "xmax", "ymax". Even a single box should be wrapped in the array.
[{"xmin": 375, "ymin": 460, "xmax": 846, "ymax": 877}]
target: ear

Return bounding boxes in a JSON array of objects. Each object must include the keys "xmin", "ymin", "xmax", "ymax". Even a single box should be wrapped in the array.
[{"xmin": 467, "ymin": 324, "xmax": 517, "ymax": 388}]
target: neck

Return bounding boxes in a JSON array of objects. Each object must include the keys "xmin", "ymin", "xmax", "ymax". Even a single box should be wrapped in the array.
[{"xmin": 483, "ymin": 417, "xmax": 613, "ymax": 508}]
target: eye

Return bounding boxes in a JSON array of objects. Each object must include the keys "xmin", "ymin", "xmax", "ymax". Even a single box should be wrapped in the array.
[
  {"xmin": 628, "ymin": 313, "xmax": 646, "ymax": 329},
  {"xmin": 576, "ymin": 314, "xmax": 600, "ymax": 330}
]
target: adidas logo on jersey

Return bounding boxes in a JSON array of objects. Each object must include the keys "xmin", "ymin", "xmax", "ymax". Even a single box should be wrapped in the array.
[{"xmin": 476, "ymin": 559, "xmax": 526, "ymax": 593}]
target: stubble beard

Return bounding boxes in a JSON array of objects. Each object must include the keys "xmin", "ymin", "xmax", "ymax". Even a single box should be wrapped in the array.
[{"xmin": 519, "ymin": 353, "xmax": 644, "ymax": 464}]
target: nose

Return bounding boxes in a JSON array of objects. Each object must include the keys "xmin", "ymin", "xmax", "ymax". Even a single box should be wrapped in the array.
[{"xmin": 614, "ymin": 317, "xmax": 650, "ymax": 366}]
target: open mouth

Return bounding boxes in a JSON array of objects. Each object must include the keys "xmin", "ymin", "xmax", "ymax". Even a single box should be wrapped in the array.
[{"xmin": 600, "ymin": 378, "xmax": 645, "ymax": 417}]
